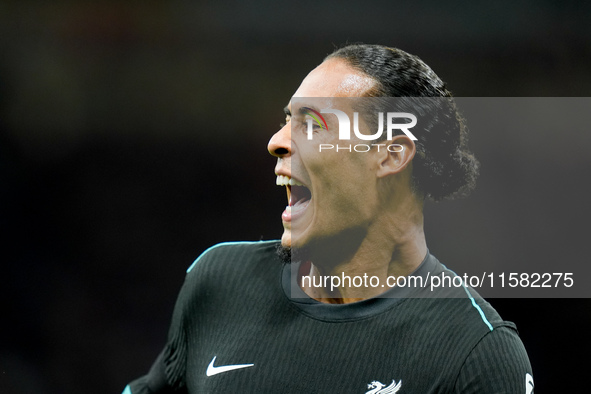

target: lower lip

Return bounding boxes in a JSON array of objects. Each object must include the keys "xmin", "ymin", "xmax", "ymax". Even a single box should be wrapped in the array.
[{"xmin": 282, "ymin": 200, "xmax": 311, "ymax": 222}]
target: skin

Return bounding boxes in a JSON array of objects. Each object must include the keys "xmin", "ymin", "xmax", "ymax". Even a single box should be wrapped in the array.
[{"xmin": 268, "ymin": 58, "xmax": 427, "ymax": 304}]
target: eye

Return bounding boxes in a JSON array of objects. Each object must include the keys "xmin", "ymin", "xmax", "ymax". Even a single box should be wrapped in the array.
[{"xmin": 305, "ymin": 118, "xmax": 322, "ymax": 130}]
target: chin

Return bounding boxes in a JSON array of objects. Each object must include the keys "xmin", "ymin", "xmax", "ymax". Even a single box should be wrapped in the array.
[{"xmin": 281, "ymin": 231, "xmax": 291, "ymax": 248}]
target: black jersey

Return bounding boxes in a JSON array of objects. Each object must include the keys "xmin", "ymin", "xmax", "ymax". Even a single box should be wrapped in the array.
[{"xmin": 123, "ymin": 240, "xmax": 533, "ymax": 393}]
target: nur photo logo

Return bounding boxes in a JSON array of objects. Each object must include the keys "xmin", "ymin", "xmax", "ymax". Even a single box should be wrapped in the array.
[{"xmin": 300, "ymin": 102, "xmax": 418, "ymax": 153}]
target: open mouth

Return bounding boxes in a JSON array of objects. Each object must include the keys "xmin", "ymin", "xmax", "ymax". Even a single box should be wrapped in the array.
[{"xmin": 276, "ymin": 175, "xmax": 312, "ymax": 216}]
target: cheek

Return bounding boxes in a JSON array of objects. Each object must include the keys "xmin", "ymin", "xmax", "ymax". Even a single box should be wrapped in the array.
[{"xmin": 316, "ymin": 161, "xmax": 377, "ymax": 215}]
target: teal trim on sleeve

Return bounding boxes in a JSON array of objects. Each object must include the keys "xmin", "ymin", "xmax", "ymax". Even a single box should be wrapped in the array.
[
  {"xmin": 122, "ymin": 385, "xmax": 132, "ymax": 394},
  {"xmin": 186, "ymin": 240, "xmax": 278, "ymax": 273},
  {"xmin": 441, "ymin": 264, "xmax": 494, "ymax": 332},
  {"xmin": 462, "ymin": 286, "xmax": 494, "ymax": 331}
]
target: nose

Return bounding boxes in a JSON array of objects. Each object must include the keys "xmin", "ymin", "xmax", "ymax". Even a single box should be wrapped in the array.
[{"xmin": 267, "ymin": 122, "xmax": 291, "ymax": 158}]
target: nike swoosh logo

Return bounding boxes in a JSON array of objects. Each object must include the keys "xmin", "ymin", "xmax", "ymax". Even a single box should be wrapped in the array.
[{"xmin": 206, "ymin": 356, "xmax": 254, "ymax": 376}]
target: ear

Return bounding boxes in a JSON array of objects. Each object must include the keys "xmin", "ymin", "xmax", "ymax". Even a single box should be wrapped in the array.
[{"xmin": 375, "ymin": 135, "xmax": 416, "ymax": 178}]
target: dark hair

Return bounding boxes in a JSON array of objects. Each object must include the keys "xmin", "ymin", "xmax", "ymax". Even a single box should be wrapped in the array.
[{"xmin": 326, "ymin": 44, "xmax": 479, "ymax": 201}]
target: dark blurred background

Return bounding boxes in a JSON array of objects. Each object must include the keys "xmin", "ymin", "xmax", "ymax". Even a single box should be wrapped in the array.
[{"xmin": 1, "ymin": 1, "xmax": 590, "ymax": 393}]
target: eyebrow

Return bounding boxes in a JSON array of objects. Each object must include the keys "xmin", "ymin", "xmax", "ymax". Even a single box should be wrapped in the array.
[
  {"xmin": 283, "ymin": 105, "xmax": 322, "ymax": 117},
  {"xmin": 298, "ymin": 106, "xmax": 316, "ymax": 116}
]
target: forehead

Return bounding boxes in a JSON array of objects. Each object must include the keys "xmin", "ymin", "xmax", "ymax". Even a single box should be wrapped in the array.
[{"xmin": 292, "ymin": 58, "xmax": 376, "ymax": 99}]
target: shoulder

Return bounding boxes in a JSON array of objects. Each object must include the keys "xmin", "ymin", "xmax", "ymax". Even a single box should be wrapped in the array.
[
  {"xmin": 453, "ymin": 325, "xmax": 533, "ymax": 393},
  {"xmin": 185, "ymin": 240, "xmax": 281, "ymax": 275},
  {"xmin": 178, "ymin": 239, "xmax": 281, "ymax": 300},
  {"xmin": 424, "ymin": 254, "xmax": 509, "ymax": 332},
  {"xmin": 423, "ymin": 254, "xmax": 533, "ymax": 391}
]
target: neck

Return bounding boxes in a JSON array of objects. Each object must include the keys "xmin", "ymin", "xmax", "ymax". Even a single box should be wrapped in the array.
[{"xmin": 300, "ymin": 194, "xmax": 427, "ymax": 304}]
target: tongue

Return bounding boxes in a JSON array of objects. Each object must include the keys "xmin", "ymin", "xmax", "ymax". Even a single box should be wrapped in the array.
[{"xmin": 291, "ymin": 198, "xmax": 310, "ymax": 211}]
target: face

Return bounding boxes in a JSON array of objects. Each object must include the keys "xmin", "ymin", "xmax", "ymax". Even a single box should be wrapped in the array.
[{"xmin": 268, "ymin": 58, "xmax": 384, "ymax": 249}]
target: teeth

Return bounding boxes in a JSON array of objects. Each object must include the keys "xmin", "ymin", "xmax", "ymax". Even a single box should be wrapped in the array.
[{"xmin": 276, "ymin": 175, "xmax": 304, "ymax": 187}]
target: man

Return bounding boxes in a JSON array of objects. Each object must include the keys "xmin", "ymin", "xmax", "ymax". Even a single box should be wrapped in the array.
[{"xmin": 123, "ymin": 44, "xmax": 533, "ymax": 393}]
